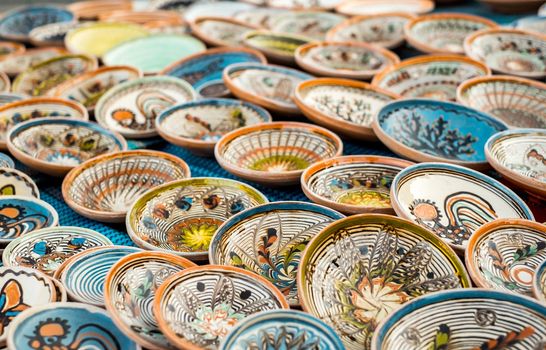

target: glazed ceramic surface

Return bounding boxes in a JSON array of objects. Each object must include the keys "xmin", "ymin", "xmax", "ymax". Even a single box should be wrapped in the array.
[
  {"xmin": 220, "ymin": 310, "xmax": 345, "ymax": 350},
  {"xmin": 0, "ymin": 168, "xmax": 39, "ymax": 198},
  {"xmin": 127, "ymin": 177, "xmax": 268, "ymax": 260},
  {"xmin": 268, "ymin": 11, "xmax": 345, "ymax": 41},
  {"xmin": 156, "ymin": 98, "xmax": 271, "ymax": 155},
  {"xmin": 464, "ymin": 29, "xmax": 546, "ymax": 79},
  {"xmin": 457, "ymin": 76, "xmax": 546, "ymax": 129},
  {"xmin": 67, "ymin": 0, "xmax": 133, "ymax": 20},
  {"xmin": 183, "ymin": 1, "xmax": 255, "ymax": 22},
  {"xmin": 232, "ymin": 7, "xmax": 286, "ymax": 28},
  {"xmin": 28, "ymin": 22, "xmax": 79, "ymax": 47},
  {"xmin": 466, "ymin": 219, "xmax": 546, "ymax": 296},
  {"xmin": 534, "ymin": 260, "xmax": 546, "ymax": 302},
  {"xmin": 0, "ymin": 154, "xmax": 14, "ymax": 169},
  {"xmin": 336, "ymin": 0, "xmax": 434, "ymax": 16},
  {"xmin": 374, "ymin": 99, "xmax": 507, "ymax": 169},
  {"xmin": 190, "ymin": 17, "xmax": 258, "ymax": 47},
  {"xmin": 50, "ymin": 277, "xmax": 67, "ymax": 302},
  {"xmin": 160, "ymin": 48, "xmax": 266, "ymax": 98},
  {"xmin": 210, "ymin": 202, "xmax": 344, "ymax": 306},
  {"xmin": 2, "ymin": 226, "xmax": 112, "ymax": 276},
  {"xmin": 372, "ymin": 55, "xmax": 490, "ymax": 101},
  {"xmin": 266, "ymin": 0, "xmax": 342, "ymax": 9},
  {"xmin": 298, "ymin": 214, "xmax": 469, "ymax": 350},
  {"xmin": 391, "ymin": 163, "xmax": 535, "ymax": 252},
  {"xmin": 95, "ymin": 76, "xmax": 196, "ymax": 138},
  {"xmin": 7, "ymin": 302, "xmax": 140, "ymax": 350},
  {"xmin": 12, "ymin": 54, "xmax": 98, "ymax": 97},
  {"xmin": 0, "ymin": 94, "xmax": 24, "ymax": 108},
  {"xmin": 63, "ymin": 150, "xmax": 190, "ymax": 223},
  {"xmin": 373, "ymin": 289, "xmax": 546, "ymax": 350},
  {"xmin": 243, "ymin": 31, "xmax": 310, "ymax": 65},
  {"xmin": 0, "ymin": 47, "xmax": 67, "ymax": 77},
  {"xmin": 99, "ymin": 9, "xmax": 183, "ymax": 25},
  {"xmin": 104, "ymin": 251, "xmax": 196, "ymax": 349},
  {"xmin": 154, "ymin": 265, "xmax": 289, "ymax": 349}
]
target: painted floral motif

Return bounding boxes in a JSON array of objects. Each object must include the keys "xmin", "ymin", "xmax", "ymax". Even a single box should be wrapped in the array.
[
  {"xmin": 0, "ymin": 204, "xmax": 49, "ymax": 240},
  {"xmin": 241, "ymin": 325, "xmax": 322, "ymax": 349},
  {"xmin": 191, "ymin": 303, "xmax": 245, "ymax": 339},
  {"xmin": 311, "ymin": 94, "xmax": 375, "ymax": 126},
  {"xmin": 0, "ymin": 109, "xmax": 71, "ymax": 139},
  {"xmin": 70, "ymin": 76, "xmax": 130, "ymax": 109},
  {"xmin": 330, "ymin": 175, "xmax": 391, "ymax": 207}
]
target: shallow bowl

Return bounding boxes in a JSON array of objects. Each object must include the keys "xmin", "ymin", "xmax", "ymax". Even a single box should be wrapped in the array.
[
  {"xmin": 265, "ymin": 0, "xmax": 342, "ymax": 10},
  {"xmin": 0, "ymin": 168, "xmax": 39, "ymax": 198},
  {"xmin": 335, "ymin": 0, "xmax": 434, "ymax": 16},
  {"xmin": 190, "ymin": 16, "xmax": 259, "ymax": 47},
  {"xmin": 268, "ymin": 11, "xmax": 345, "ymax": 41},
  {"xmin": 182, "ymin": 1, "xmax": 255, "ymax": 22},
  {"xmin": 533, "ymin": 259, "xmax": 546, "ymax": 302},
  {"xmin": 243, "ymin": 30, "xmax": 311, "ymax": 65},
  {"xmin": 28, "ymin": 21, "xmax": 80, "ymax": 47},
  {"xmin": 0, "ymin": 47, "xmax": 67, "ymax": 77}
]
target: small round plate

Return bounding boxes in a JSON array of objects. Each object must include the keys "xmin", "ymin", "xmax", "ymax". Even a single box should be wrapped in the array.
[
  {"xmin": 0, "ymin": 153, "xmax": 14, "ymax": 168},
  {"xmin": 0, "ymin": 47, "xmax": 67, "ymax": 77},
  {"xmin": 243, "ymin": 30, "xmax": 311, "ymax": 65},
  {"xmin": 183, "ymin": 1, "xmax": 255, "ymax": 22},
  {"xmin": 190, "ymin": 16, "xmax": 259, "ymax": 47},
  {"xmin": 126, "ymin": 177, "xmax": 269, "ymax": 260},
  {"xmin": 336, "ymin": 0, "xmax": 434, "ymax": 16},
  {"xmin": 95, "ymin": 76, "xmax": 196, "ymax": 139},
  {"xmin": 268, "ymin": 11, "xmax": 345, "ymax": 41},
  {"xmin": 0, "ymin": 41, "xmax": 25, "ymax": 58},
  {"xmin": 28, "ymin": 21, "xmax": 80, "ymax": 47},
  {"xmin": 0, "ymin": 168, "xmax": 39, "ymax": 198},
  {"xmin": 391, "ymin": 162, "xmax": 535, "ymax": 253},
  {"xmin": 373, "ymin": 99, "xmax": 508, "ymax": 169}
]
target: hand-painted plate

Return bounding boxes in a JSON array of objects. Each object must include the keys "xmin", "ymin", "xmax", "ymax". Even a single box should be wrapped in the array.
[
  {"xmin": 28, "ymin": 21, "xmax": 80, "ymax": 47},
  {"xmin": 266, "ymin": 0, "xmax": 343, "ymax": 10},
  {"xmin": 0, "ymin": 47, "xmax": 67, "ymax": 77},
  {"xmin": 68, "ymin": 0, "xmax": 133, "ymax": 20},
  {"xmin": 190, "ymin": 17, "xmax": 260, "ymax": 47},
  {"xmin": 0, "ymin": 94, "xmax": 25, "ymax": 108},
  {"xmin": 0, "ymin": 168, "xmax": 39, "ymax": 198},
  {"xmin": 243, "ymin": 30, "xmax": 311, "ymax": 65},
  {"xmin": 534, "ymin": 259, "xmax": 546, "ymax": 302},
  {"xmin": 268, "ymin": 11, "xmax": 345, "ymax": 41},
  {"xmin": 0, "ymin": 153, "xmax": 14, "ymax": 168},
  {"xmin": 336, "ymin": 0, "xmax": 434, "ymax": 16}
]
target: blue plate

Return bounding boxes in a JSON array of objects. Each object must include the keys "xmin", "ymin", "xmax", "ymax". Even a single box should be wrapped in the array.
[
  {"xmin": 0, "ymin": 152, "xmax": 14, "ymax": 168},
  {"xmin": 0, "ymin": 5, "xmax": 74, "ymax": 42}
]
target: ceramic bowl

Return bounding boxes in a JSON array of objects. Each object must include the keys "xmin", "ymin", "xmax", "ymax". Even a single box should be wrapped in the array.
[
  {"xmin": 265, "ymin": 0, "xmax": 342, "ymax": 10},
  {"xmin": 464, "ymin": 28, "xmax": 546, "ymax": 79},
  {"xmin": 65, "ymin": 21, "xmax": 149, "ymax": 57},
  {"xmin": 373, "ymin": 99, "xmax": 508, "ymax": 169},
  {"xmin": 49, "ymin": 65, "xmax": 143, "ymax": 113},
  {"xmin": 68, "ymin": 0, "xmax": 133, "ymax": 20},
  {"xmin": 99, "ymin": 9, "xmax": 183, "ymax": 25},
  {"xmin": 268, "ymin": 11, "xmax": 345, "ymax": 41},
  {"xmin": 0, "ymin": 168, "xmax": 39, "ymax": 198},
  {"xmin": 62, "ymin": 150, "xmax": 191, "ymax": 223},
  {"xmin": 126, "ymin": 177, "xmax": 269, "ymax": 260},
  {"xmin": 7, "ymin": 118, "xmax": 127, "ymax": 177},
  {"xmin": 295, "ymin": 42, "xmax": 399, "ymax": 80},
  {"xmin": 298, "ymin": 213, "xmax": 470, "ymax": 350},
  {"xmin": 144, "ymin": 19, "xmax": 189, "ymax": 35},
  {"xmin": 457, "ymin": 75, "xmax": 546, "ymax": 129},
  {"xmin": 154, "ymin": 265, "xmax": 289, "ymax": 349},
  {"xmin": 28, "ymin": 21, "xmax": 80, "ymax": 47},
  {"xmin": 465, "ymin": 218, "xmax": 546, "ymax": 296},
  {"xmin": 160, "ymin": 47, "xmax": 266, "ymax": 98},
  {"xmin": 336, "ymin": 0, "xmax": 434, "ymax": 16},
  {"xmin": 215, "ymin": 122, "xmax": 343, "ymax": 186},
  {"xmin": 49, "ymin": 276, "xmax": 67, "ymax": 302},
  {"xmin": 0, "ymin": 93, "xmax": 25, "ymax": 107},
  {"xmin": 104, "ymin": 251, "xmax": 196, "ymax": 349},
  {"xmin": 156, "ymin": 98, "xmax": 272, "ymax": 155},
  {"xmin": 223, "ymin": 63, "xmax": 313, "ymax": 115},
  {"xmin": 301, "ymin": 155, "xmax": 414, "ymax": 215},
  {"xmin": 479, "ymin": 0, "xmax": 544, "ymax": 13},
  {"xmin": 294, "ymin": 78, "xmax": 398, "ymax": 140},
  {"xmin": 0, "ymin": 5, "xmax": 75, "ymax": 42},
  {"xmin": 372, "ymin": 55, "xmax": 490, "ymax": 101},
  {"xmin": 209, "ymin": 201, "xmax": 344, "ymax": 306},
  {"xmin": 512, "ymin": 15, "xmax": 546, "ymax": 35},
  {"xmin": 0, "ymin": 153, "xmax": 14, "ymax": 168},
  {"xmin": 12, "ymin": 54, "xmax": 98, "ymax": 97},
  {"xmin": 0, "ymin": 97, "xmax": 89, "ymax": 150},
  {"xmin": 232, "ymin": 7, "xmax": 287, "ymax": 28},
  {"xmin": 183, "ymin": 1, "xmax": 255, "ymax": 22},
  {"xmin": 2, "ymin": 226, "xmax": 112, "ymax": 276},
  {"xmin": 372, "ymin": 289, "xmax": 546, "ymax": 350},
  {"xmin": 534, "ymin": 259, "xmax": 546, "ymax": 302},
  {"xmin": 59, "ymin": 246, "xmax": 141, "ymax": 306},
  {"xmin": 0, "ymin": 47, "xmax": 67, "ymax": 77},
  {"xmin": 220, "ymin": 310, "xmax": 345, "ymax": 350},
  {"xmin": 391, "ymin": 162, "xmax": 535, "ymax": 253},
  {"xmin": 243, "ymin": 30, "xmax": 311, "ymax": 65},
  {"xmin": 485, "ymin": 129, "xmax": 546, "ymax": 198},
  {"xmin": 95, "ymin": 76, "xmax": 196, "ymax": 139},
  {"xmin": 190, "ymin": 16, "xmax": 259, "ymax": 47},
  {"xmin": 7, "ymin": 302, "xmax": 140, "ymax": 350},
  {"xmin": 0, "ymin": 41, "xmax": 25, "ymax": 58}
]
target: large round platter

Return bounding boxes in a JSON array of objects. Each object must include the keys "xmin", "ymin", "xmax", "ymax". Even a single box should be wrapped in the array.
[
  {"xmin": 0, "ymin": 47, "xmax": 67, "ymax": 77},
  {"xmin": 62, "ymin": 150, "xmax": 191, "ymax": 223},
  {"xmin": 126, "ymin": 177, "xmax": 269, "ymax": 260},
  {"xmin": 391, "ymin": 162, "xmax": 535, "ymax": 253},
  {"xmin": 297, "ymin": 213, "xmax": 470, "ymax": 350},
  {"xmin": 373, "ymin": 99, "xmax": 507, "ymax": 170},
  {"xmin": 0, "ymin": 168, "xmax": 39, "ymax": 198},
  {"xmin": 95, "ymin": 76, "xmax": 196, "ymax": 138},
  {"xmin": 190, "ymin": 16, "xmax": 259, "ymax": 47},
  {"xmin": 336, "ymin": 0, "xmax": 434, "ymax": 16}
]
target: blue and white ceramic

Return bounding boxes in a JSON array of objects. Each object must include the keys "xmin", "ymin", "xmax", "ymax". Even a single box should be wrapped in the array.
[
  {"xmin": 0, "ymin": 6, "xmax": 75, "ymax": 42},
  {"xmin": 220, "ymin": 310, "xmax": 345, "ymax": 350},
  {"xmin": 373, "ymin": 99, "xmax": 508, "ymax": 170},
  {"xmin": 372, "ymin": 289, "xmax": 546, "ymax": 350},
  {"xmin": 6, "ymin": 302, "xmax": 141, "ymax": 350},
  {"xmin": 0, "ymin": 153, "xmax": 14, "ymax": 168},
  {"xmin": 160, "ymin": 47, "xmax": 266, "ymax": 98},
  {"xmin": 0, "ymin": 93, "xmax": 25, "ymax": 107}
]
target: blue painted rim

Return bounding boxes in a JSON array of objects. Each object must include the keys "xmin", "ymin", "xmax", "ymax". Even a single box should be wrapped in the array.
[
  {"xmin": 0, "ymin": 5, "xmax": 75, "ymax": 36},
  {"xmin": 0, "ymin": 152, "xmax": 15, "ymax": 168},
  {"xmin": 162, "ymin": 49, "xmax": 265, "ymax": 75},
  {"xmin": 224, "ymin": 62, "xmax": 314, "ymax": 80},
  {"xmin": 535, "ymin": 259, "xmax": 546, "ymax": 301},
  {"xmin": 485, "ymin": 128, "xmax": 546, "ymax": 152}
]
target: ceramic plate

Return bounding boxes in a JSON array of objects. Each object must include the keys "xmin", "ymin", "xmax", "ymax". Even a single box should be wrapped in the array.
[
  {"xmin": 372, "ymin": 55, "xmax": 490, "ymax": 101},
  {"xmin": 298, "ymin": 213, "xmax": 470, "ymax": 350},
  {"xmin": 391, "ymin": 162, "xmax": 535, "ymax": 252},
  {"xmin": 7, "ymin": 302, "xmax": 140, "ymax": 350},
  {"xmin": 373, "ymin": 99, "xmax": 508, "ymax": 169},
  {"xmin": 0, "ymin": 153, "xmax": 14, "ymax": 168},
  {"xmin": 215, "ymin": 122, "xmax": 343, "ymax": 186},
  {"xmin": 7, "ymin": 118, "xmax": 127, "ymax": 177},
  {"xmin": 183, "ymin": 1, "xmax": 255, "ymax": 22},
  {"xmin": 209, "ymin": 201, "xmax": 344, "ymax": 306},
  {"xmin": 160, "ymin": 47, "xmax": 266, "ymax": 98},
  {"xmin": 220, "ymin": 310, "xmax": 345, "ymax": 350},
  {"xmin": 232, "ymin": 7, "xmax": 286, "ymax": 28},
  {"xmin": 336, "ymin": 0, "xmax": 434, "ymax": 16},
  {"xmin": 154, "ymin": 265, "xmax": 289, "ymax": 349},
  {"xmin": 534, "ymin": 259, "xmax": 546, "ymax": 302},
  {"xmin": 49, "ymin": 276, "xmax": 68, "ymax": 302},
  {"xmin": 99, "ymin": 9, "xmax": 184, "ymax": 25},
  {"xmin": 268, "ymin": 11, "xmax": 345, "ymax": 41},
  {"xmin": 126, "ymin": 177, "xmax": 269, "ymax": 260},
  {"xmin": 266, "ymin": 0, "xmax": 343, "ymax": 9},
  {"xmin": 190, "ymin": 17, "xmax": 259, "ymax": 47},
  {"xmin": 68, "ymin": 0, "xmax": 133, "ymax": 20},
  {"xmin": 485, "ymin": 128, "xmax": 546, "ymax": 198},
  {"xmin": 2, "ymin": 226, "xmax": 112, "ymax": 276},
  {"xmin": 0, "ymin": 168, "xmax": 39, "ymax": 198},
  {"xmin": 223, "ymin": 63, "xmax": 313, "ymax": 115},
  {"xmin": 28, "ymin": 21, "xmax": 80, "ymax": 47},
  {"xmin": 95, "ymin": 76, "xmax": 196, "ymax": 138},
  {"xmin": 294, "ymin": 78, "xmax": 398, "ymax": 140},
  {"xmin": 156, "ymin": 98, "xmax": 272, "ymax": 155},
  {"xmin": 0, "ymin": 47, "xmax": 67, "ymax": 77},
  {"xmin": 12, "ymin": 54, "xmax": 98, "ymax": 97},
  {"xmin": 0, "ymin": 41, "xmax": 25, "ymax": 58},
  {"xmin": 62, "ymin": 150, "xmax": 191, "ymax": 223},
  {"xmin": 104, "ymin": 251, "xmax": 196, "ymax": 349},
  {"xmin": 0, "ymin": 94, "xmax": 25, "ymax": 107},
  {"xmin": 243, "ymin": 30, "xmax": 311, "ymax": 65}
]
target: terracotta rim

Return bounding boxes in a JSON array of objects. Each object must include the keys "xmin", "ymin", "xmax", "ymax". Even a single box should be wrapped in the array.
[
  {"xmin": 0, "ymin": 41, "xmax": 25, "ymax": 56},
  {"xmin": 265, "ymin": 0, "xmax": 338, "ymax": 10},
  {"xmin": 335, "ymin": 0, "xmax": 435, "ymax": 16},
  {"xmin": 68, "ymin": 0, "xmax": 132, "ymax": 19},
  {"xmin": 189, "ymin": 16, "xmax": 261, "ymax": 47},
  {"xmin": 99, "ymin": 10, "xmax": 183, "ymax": 24},
  {"xmin": 242, "ymin": 30, "xmax": 312, "ymax": 64},
  {"xmin": 52, "ymin": 245, "xmax": 115, "ymax": 280},
  {"xmin": 0, "ymin": 72, "xmax": 10, "ymax": 92}
]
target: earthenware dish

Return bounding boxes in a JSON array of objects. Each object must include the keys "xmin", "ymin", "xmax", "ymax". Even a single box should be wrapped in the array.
[
  {"xmin": 243, "ymin": 30, "xmax": 311, "ymax": 65},
  {"xmin": 160, "ymin": 47, "xmax": 266, "ymax": 98},
  {"xmin": 104, "ymin": 251, "xmax": 196, "ymax": 349},
  {"xmin": 0, "ymin": 41, "xmax": 25, "ymax": 58},
  {"xmin": 28, "ymin": 21, "xmax": 80, "ymax": 47},
  {"xmin": 0, "ymin": 47, "xmax": 67, "ymax": 77},
  {"xmin": 0, "ymin": 94, "xmax": 25, "ymax": 107},
  {"xmin": 215, "ymin": 122, "xmax": 343, "ymax": 186},
  {"xmin": 298, "ymin": 213, "xmax": 470, "ymax": 350},
  {"xmin": 183, "ymin": 1, "xmax": 255, "ymax": 22},
  {"xmin": 268, "ymin": 11, "xmax": 345, "ymax": 41},
  {"xmin": 68, "ymin": 0, "xmax": 132, "ymax": 20},
  {"xmin": 294, "ymin": 78, "xmax": 398, "ymax": 140},
  {"xmin": 156, "ymin": 98, "xmax": 272, "ymax": 155},
  {"xmin": 391, "ymin": 162, "xmax": 535, "ymax": 253},
  {"xmin": 0, "ymin": 153, "xmax": 14, "ymax": 168},
  {"xmin": 0, "ymin": 168, "xmax": 39, "ymax": 198},
  {"xmin": 485, "ymin": 129, "xmax": 546, "ymax": 198},
  {"xmin": 126, "ymin": 177, "xmax": 269, "ymax": 260},
  {"xmin": 373, "ymin": 99, "xmax": 508, "ymax": 169},
  {"xmin": 154, "ymin": 265, "xmax": 289, "ymax": 349},
  {"xmin": 62, "ymin": 150, "xmax": 191, "ymax": 223},
  {"xmin": 335, "ymin": 0, "xmax": 434, "ymax": 16},
  {"xmin": 190, "ymin": 16, "xmax": 259, "ymax": 47}
]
